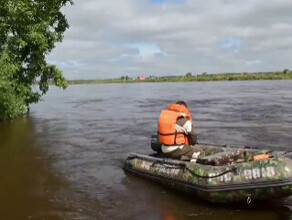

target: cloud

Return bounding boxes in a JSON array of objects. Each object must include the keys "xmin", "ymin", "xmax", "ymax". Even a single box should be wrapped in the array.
[
  {"xmin": 220, "ymin": 38, "xmax": 241, "ymax": 53},
  {"xmin": 126, "ymin": 42, "xmax": 166, "ymax": 59},
  {"xmin": 47, "ymin": 0, "xmax": 292, "ymax": 79},
  {"xmin": 148, "ymin": 0, "xmax": 186, "ymax": 4},
  {"xmin": 246, "ymin": 60, "xmax": 263, "ymax": 66}
]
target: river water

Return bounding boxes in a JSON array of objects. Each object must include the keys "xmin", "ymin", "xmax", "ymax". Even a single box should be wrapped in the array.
[{"xmin": 0, "ymin": 80, "xmax": 292, "ymax": 219}]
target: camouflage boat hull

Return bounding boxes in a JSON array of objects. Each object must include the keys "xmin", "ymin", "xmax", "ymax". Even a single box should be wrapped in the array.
[{"xmin": 124, "ymin": 151, "xmax": 292, "ymax": 203}]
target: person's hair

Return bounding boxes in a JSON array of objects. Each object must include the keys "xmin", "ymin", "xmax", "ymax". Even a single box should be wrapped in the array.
[{"xmin": 176, "ymin": 101, "xmax": 187, "ymax": 108}]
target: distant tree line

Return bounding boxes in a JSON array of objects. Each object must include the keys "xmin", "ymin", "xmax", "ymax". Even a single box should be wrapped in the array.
[
  {"xmin": 120, "ymin": 76, "xmax": 129, "ymax": 80},
  {"xmin": 67, "ymin": 69, "xmax": 292, "ymax": 85}
]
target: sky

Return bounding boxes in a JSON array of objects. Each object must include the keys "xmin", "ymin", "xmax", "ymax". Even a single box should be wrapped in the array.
[{"xmin": 47, "ymin": 0, "xmax": 292, "ymax": 79}]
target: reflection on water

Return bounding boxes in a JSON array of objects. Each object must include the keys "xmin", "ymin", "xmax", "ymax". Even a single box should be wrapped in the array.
[
  {"xmin": 0, "ymin": 80, "xmax": 292, "ymax": 219},
  {"xmin": 0, "ymin": 118, "xmax": 70, "ymax": 219}
]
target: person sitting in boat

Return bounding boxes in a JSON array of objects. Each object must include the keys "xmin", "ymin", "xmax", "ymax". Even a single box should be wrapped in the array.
[{"xmin": 158, "ymin": 101, "xmax": 204, "ymax": 162}]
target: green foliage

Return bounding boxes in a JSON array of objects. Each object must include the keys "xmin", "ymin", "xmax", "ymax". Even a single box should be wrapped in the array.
[
  {"xmin": 120, "ymin": 75, "xmax": 130, "ymax": 81},
  {"xmin": 185, "ymin": 72, "xmax": 192, "ymax": 77},
  {"xmin": 0, "ymin": 53, "xmax": 26, "ymax": 121},
  {"xmin": 0, "ymin": 0, "xmax": 73, "ymax": 121},
  {"xmin": 67, "ymin": 71, "xmax": 292, "ymax": 85},
  {"xmin": 283, "ymin": 69, "xmax": 289, "ymax": 74}
]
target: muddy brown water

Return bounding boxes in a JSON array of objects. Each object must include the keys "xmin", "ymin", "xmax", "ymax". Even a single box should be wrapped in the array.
[{"xmin": 0, "ymin": 80, "xmax": 292, "ymax": 219}]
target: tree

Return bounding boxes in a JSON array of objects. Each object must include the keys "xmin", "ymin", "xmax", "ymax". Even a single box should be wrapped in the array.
[
  {"xmin": 185, "ymin": 72, "xmax": 192, "ymax": 77},
  {"xmin": 0, "ymin": 0, "xmax": 73, "ymax": 121},
  {"xmin": 283, "ymin": 69, "xmax": 289, "ymax": 74}
]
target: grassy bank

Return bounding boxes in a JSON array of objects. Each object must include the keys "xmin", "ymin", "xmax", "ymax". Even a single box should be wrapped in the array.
[{"xmin": 67, "ymin": 71, "xmax": 292, "ymax": 85}]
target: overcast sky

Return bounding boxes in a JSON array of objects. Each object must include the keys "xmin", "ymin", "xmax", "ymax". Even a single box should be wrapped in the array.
[{"xmin": 47, "ymin": 0, "xmax": 292, "ymax": 79}]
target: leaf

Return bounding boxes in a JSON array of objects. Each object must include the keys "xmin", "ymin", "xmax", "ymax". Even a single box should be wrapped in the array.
[{"xmin": 0, "ymin": 0, "xmax": 73, "ymax": 121}]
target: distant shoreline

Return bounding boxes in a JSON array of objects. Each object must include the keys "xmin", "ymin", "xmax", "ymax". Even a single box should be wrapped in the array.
[{"xmin": 67, "ymin": 71, "xmax": 292, "ymax": 85}]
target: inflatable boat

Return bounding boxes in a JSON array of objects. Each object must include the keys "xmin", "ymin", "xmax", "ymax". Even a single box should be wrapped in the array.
[{"xmin": 124, "ymin": 136, "xmax": 292, "ymax": 203}]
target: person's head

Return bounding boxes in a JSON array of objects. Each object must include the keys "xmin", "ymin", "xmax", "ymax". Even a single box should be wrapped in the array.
[{"xmin": 176, "ymin": 101, "xmax": 187, "ymax": 108}]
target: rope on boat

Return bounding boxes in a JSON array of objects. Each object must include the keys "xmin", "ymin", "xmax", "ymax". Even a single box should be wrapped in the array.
[
  {"xmin": 149, "ymin": 160, "xmax": 237, "ymax": 179},
  {"xmin": 282, "ymin": 150, "xmax": 292, "ymax": 155},
  {"xmin": 182, "ymin": 165, "xmax": 236, "ymax": 179}
]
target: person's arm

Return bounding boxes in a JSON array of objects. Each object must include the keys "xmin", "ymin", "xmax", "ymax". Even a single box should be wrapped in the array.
[
  {"xmin": 188, "ymin": 125, "xmax": 197, "ymax": 145},
  {"xmin": 177, "ymin": 118, "xmax": 197, "ymax": 145}
]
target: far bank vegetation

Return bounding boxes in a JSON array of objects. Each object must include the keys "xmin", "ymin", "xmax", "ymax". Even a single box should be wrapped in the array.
[{"xmin": 68, "ymin": 69, "xmax": 292, "ymax": 85}]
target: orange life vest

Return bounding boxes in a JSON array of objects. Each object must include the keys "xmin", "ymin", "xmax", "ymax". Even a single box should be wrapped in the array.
[{"xmin": 158, "ymin": 104, "xmax": 192, "ymax": 146}]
